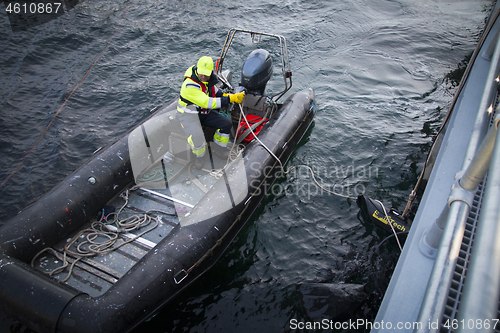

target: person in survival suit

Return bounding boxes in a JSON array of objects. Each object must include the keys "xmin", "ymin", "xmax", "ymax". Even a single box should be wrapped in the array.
[{"xmin": 174, "ymin": 56, "xmax": 245, "ymax": 170}]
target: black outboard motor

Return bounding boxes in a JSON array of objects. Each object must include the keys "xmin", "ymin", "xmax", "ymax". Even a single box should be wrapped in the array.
[{"xmin": 240, "ymin": 49, "xmax": 273, "ymax": 95}]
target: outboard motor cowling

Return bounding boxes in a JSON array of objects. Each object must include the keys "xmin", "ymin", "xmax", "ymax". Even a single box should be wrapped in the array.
[{"xmin": 240, "ymin": 49, "xmax": 273, "ymax": 95}]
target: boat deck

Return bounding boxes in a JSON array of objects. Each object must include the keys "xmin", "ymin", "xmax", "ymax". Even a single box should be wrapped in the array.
[{"xmin": 31, "ymin": 153, "xmax": 232, "ymax": 297}]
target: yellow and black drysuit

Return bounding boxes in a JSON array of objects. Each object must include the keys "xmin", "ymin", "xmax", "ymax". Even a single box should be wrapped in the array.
[{"xmin": 176, "ymin": 65, "xmax": 232, "ymax": 159}]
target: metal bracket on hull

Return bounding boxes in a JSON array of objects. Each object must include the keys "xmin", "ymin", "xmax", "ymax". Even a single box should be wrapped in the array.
[{"xmin": 173, "ymin": 269, "xmax": 189, "ymax": 284}]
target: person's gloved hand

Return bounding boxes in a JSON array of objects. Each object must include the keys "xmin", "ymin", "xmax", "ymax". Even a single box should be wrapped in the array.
[{"xmin": 229, "ymin": 92, "xmax": 245, "ymax": 104}]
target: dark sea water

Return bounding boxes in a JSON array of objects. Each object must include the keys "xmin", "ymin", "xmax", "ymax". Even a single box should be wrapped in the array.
[{"xmin": 0, "ymin": 0, "xmax": 494, "ymax": 332}]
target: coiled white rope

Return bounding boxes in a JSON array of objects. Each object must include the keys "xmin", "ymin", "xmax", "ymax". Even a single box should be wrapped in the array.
[
  {"xmin": 209, "ymin": 108, "xmax": 246, "ymax": 180},
  {"xmin": 31, "ymin": 190, "xmax": 170, "ymax": 282}
]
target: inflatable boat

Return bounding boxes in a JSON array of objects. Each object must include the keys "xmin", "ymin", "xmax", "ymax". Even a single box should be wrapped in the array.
[{"xmin": 0, "ymin": 29, "xmax": 316, "ymax": 333}]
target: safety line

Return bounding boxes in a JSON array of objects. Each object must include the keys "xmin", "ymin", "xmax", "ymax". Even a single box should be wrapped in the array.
[
  {"xmin": 0, "ymin": 0, "xmax": 136, "ymax": 190},
  {"xmin": 238, "ymin": 103, "xmax": 357, "ymax": 200},
  {"xmin": 375, "ymin": 199, "xmax": 403, "ymax": 251},
  {"xmin": 237, "ymin": 104, "xmax": 403, "ymax": 250}
]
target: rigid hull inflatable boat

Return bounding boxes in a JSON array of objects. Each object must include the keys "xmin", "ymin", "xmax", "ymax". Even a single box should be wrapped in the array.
[{"xmin": 0, "ymin": 29, "xmax": 316, "ymax": 333}]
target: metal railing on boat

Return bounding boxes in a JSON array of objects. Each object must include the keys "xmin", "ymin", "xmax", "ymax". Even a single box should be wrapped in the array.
[{"xmin": 415, "ymin": 29, "xmax": 500, "ymax": 333}]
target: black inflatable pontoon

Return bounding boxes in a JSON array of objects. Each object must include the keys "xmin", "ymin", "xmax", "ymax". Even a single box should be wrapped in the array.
[{"xmin": 0, "ymin": 29, "xmax": 316, "ymax": 333}]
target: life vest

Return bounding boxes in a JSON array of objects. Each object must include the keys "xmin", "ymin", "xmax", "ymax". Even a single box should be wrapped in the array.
[
  {"xmin": 236, "ymin": 114, "xmax": 269, "ymax": 144},
  {"xmin": 178, "ymin": 66, "xmax": 218, "ymax": 114}
]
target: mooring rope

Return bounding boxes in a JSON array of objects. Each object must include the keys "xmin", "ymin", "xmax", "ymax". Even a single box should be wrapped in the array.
[
  {"xmin": 237, "ymin": 104, "xmax": 357, "ymax": 200},
  {"xmin": 209, "ymin": 107, "xmax": 246, "ymax": 180},
  {"xmin": 236, "ymin": 103, "xmax": 407, "ymax": 250},
  {"xmin": 31, "ymin": 189, "xmax": 171, "ymax": 282},
  {"xmin": 375, "ymin": 199, "xmax": 403, "ymax": 251}
]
